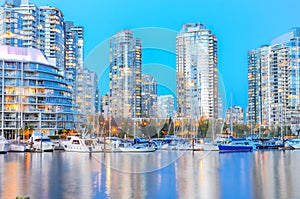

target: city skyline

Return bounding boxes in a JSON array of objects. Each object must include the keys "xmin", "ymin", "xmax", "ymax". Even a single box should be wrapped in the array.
[{"xmin": 30, "ymin": 0, "xmax": 300, "ymax": 112}]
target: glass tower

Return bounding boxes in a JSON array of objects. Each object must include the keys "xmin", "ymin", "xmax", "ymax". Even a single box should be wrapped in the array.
[
  {"xmin": 109, "ymin": 29, "xmax": 142, "ymax": 119},
  {"xmin": 247, "ymin": 28, "xmax": 300, "ymax": 128},
  {"xmin": 141, "ymin": 74, "xmax": 157, "ymax": 118},
  {"xmin": 176, "ymin": 23, "xmax": 218, "ymax": 119}
]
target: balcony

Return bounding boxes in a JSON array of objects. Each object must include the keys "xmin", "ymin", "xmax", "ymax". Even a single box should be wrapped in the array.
[{"xmin": 24, "ymin": 117, "xmax": 39, "ymax": 121}]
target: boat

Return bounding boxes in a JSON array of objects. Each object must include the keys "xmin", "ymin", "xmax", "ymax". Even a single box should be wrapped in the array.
[
  {"xmin": 119, "ymin": 137, "xmax": 156, "ymax": 152},
  {"xmin": 52, "ymin": 140, "xmax": 65, "ymax": 150},
  {"xmin": 258, "ymin": 138, "xmax": 284, "ymax": 149},
  {"xmin": 199, "ymin": 134, "xmax": 232, "ymax": 151},
  {"xmin": 218, "ymin": 140, "xmax": 253, "ymax": 152},
  {"xmin": 291, "ymin": 143, "xmax": 300, "ymax": 149},
  {"xmin": 61, "ymin": 136, "xmax": 103, "ymax": 152},
  {"xmin": 289, "ymin": 138, "xmax": 300, "ymax": 149},
  {"xmin": 27, "ymin": 132, "xmax": 54, "ymax": 152},
  {"xmin": 119, "ymin": 144, "xmax": 156, "ymax": 153},
  {"xmin": 200, "ymin": 142, "xmax": 219, "ymax": 151},
  {"xmin": 8, "ymin": 140, "xmax": 26, "ymax": 152},
  {"xmin": 0, "ymin": 136, "xmax": 9, "ymax": 154}
]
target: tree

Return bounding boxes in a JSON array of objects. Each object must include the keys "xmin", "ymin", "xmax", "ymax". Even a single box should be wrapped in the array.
[{"xmin": 198, "ymin": 117, "xmax": 209, "ymax": 138}]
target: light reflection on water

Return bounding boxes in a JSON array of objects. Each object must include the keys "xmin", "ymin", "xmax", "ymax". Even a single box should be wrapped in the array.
[{"xmin": 0, "ymin": 150, "xmax": 300, "ymax": 199}]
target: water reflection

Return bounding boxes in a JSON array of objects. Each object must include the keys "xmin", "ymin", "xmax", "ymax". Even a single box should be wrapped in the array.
[{"xmin": 1, "ymin": 151, "xmax": 300, "ymax": 198}]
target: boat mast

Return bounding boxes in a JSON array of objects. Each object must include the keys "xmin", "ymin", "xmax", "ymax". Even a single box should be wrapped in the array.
[{"xmin": 230, "ymin": 92, "xmax": 233, "ymax": 136}]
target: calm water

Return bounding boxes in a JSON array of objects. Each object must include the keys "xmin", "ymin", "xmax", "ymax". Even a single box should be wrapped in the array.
[{"xmin": 1, "ymin": 150, "xmax": 300, "ymax": 199}]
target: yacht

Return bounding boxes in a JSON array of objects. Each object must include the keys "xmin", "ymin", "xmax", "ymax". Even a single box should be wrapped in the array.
[
  {"xmin": 119, "ymin": 144, "xmax": 156, "ymax": 153},
  {"xmin": 119, "ymin": 137, "xmax": 156, "ymax": 152},
  {"xmin": 27, "ymin": 132, "xmax": 54, "ymax": 152},
  {"xmin": 218, "ymin": 140, "xmax": 253, "ymax": 152},
  {"xmin": 62, "ymin": 136, "xmax": 103, "ymax": 152},
  {"xmin": 0, "ymin": 136, "xmax": 9, "ymax": 154},
  {"xmin": 8, "ymin": 140, "xmax": 26, "ymax": 152}
]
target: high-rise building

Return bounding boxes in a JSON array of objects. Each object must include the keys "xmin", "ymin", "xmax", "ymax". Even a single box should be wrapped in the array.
[
  {"xmin": 247, "ymin": 28, "xmax": 300, "ymax": 128},
  {"xmin": 141, "ymin": 74, "xmax": 157, "ymax": 117},
  {"xmin": 0, "ymin": 4, "xmax": 23, "ymax": 46},
  {"xmin": 100, "ymin": 95, "xmax": 109, "ymax": 119},
  {"xmin": 64, "ymin": 22, "xmax": 98, "ymax": 119},
  {"xmin": 176, "ymin": 23, "xmax": 218, "ymax": 119},
  {"xmin": 157, "ymin": 95, "xmax": 174, "ymax": 118},
  {"xmin": 226, "ymin": 106, "xmax": 244, "ymax": 125},
  {"xmin": 39, "ymin": 6, "xmax": 65, "ymax": 71},
  {"xmin": 77, "ymin": 68, "xmax": 99, "ymax": 119},
  {"xmin": 0, "ymin": 4, "xmax": 65, "ymax": 72},
  {"xmin": 69, "ymin": 26, "xmax": 84, "ymax": 69},
  {"xmin": 109, "ymin": 29, "xmax": 142, "ymax": 119},
  {"xmin": 0, "ymin": 2, "xmax": 100, "ymax": 133},
  {"xmin": 0, "ymin": 45, "xmax": 76, "ymax": 137}
]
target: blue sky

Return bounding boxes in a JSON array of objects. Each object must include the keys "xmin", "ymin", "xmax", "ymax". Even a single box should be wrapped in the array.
[{"xmin": 31, "ymin": 0, "xmax": 300, "ymax": 111}]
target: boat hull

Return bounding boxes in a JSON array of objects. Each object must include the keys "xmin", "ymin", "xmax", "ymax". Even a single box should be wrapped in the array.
[
  {"xmin": 218, "ymin": 145, "xmax": 253, "ymax": 152},
  {"xmin": 119, "ymin": 147, "xmax": 155, "ymax": 153},
  {"xmin": 201, "ymin": 143, "xmax": 219, "ymax": 151},
  {"xmin": 0, "ymin": 143, "xmax": 9, "ymax": 154},
  {"xmin": 291, "ymin": 143, "xmax": 300, "ymax": 149},
  {"xmin": 63, "ymin": 145, "xmax": 103, "ymax": 152},
  {"xmin": 8, "ymin": 143, "xmax": 26, "ymax": 152}
]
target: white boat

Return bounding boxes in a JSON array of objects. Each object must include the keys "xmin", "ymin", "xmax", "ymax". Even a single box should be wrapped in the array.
[
  {"xmin": 290, "ymin": 139, "xmax": 300, "ymax": 149},
  {"xmin": 62, "ymin": 136, "xmax": 103, "ymax": 152},
  {"xmin": 285, "ymin": 138, "xmax": 300, "ymax": 149},
  {"xmin": 52, "ymin": 140, "xmax": 65, "ymax": 150},
  {"xmin": 0, "ymin": 136, "xmax": 9, "ymax": 154},
  {"xmin": 201, "ymin": 142, "xmax": 219, "ymax": 151},
  {"xmin": 8, "ymin": 140, "xmax": 26, "ymax": 152},
  {"xmin": 27, "ymin": 132, "xmax": 54, "ymax": 152},
  {"xmin": 291, "ymin": 143, "xmax": 300, "ymax": 149},
  {"xmin": 119, "ymin": 144, "xmax": 156, "ymax": 153}
]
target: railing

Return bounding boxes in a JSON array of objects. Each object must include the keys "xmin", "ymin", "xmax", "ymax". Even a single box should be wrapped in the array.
[
  {"xmin": 24, "ymin": 117, "xmax": 39, "ymax": 120},
  {"xmin": 41, "ymin": 117, "xmax": 56, "ymax": 121}
]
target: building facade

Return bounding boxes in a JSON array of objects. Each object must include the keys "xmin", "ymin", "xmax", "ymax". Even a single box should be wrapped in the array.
[
  {"xmin": 176, "ymin": 23, "xmax": 218, "ymax": 119},
  {"xmin": 225, "ymin": 106, "xmax": 244, "ymax": 125},
  {"xmin": 100, "ymin": 95, "xmax": 109, "ymax": 119},
  {"xmin": 141, "ymin": 74, "xmax": 157, "ymax": 118},
  {"xmin": 109, "ymin": 29, "xmax": 142, "ymax": 119},
  {"xmin": 0, "ymin": 45, "xmax": 76, "ymax": 137},
  {"xmin": 247, "ymin": 28, "xmax": 300, "ymax": 128},
  {"xmin": 76, "ymin": 68, "xmax": 99, "ymax": 118},
  {"xmin": 157, "ymin": 95, "xmax": 174, "ymax": 118},
  {"xmin": 0, "ymin": 2, "xmax": 100, "ymax": 134},
  {"xmin": 0, "ymin": 3, "xmax": 65, "ymax": 72}
]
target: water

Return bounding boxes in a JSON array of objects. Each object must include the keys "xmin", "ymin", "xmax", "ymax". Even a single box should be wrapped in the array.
[{"xmin": 1, "ymin": 150, "xmax": 300, "ymax": 199}]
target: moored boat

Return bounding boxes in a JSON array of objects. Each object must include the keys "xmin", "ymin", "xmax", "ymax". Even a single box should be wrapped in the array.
[
  {"xmin": 62, "ymin": 136, "xmax": 103, "ymax": 152},
  {"xmin": 290, "ymin": 140, "xmax": 300, "ymax": 149},
  {"xmin": 218, "ymin": 145, "xmax": 253, "ymax": 152},
  {"xmin": 27, "ymin": 132, "xmax": 54, "ymax": 152},
  {"xmin": 258, "ymin": 138, "xmax": 284, "ymax": 149},
  {"xmin": 0, "ymin": 136, "xmax": 9, "ymax": 154},
  {"xmin": 8, "ymin": 140, "xmax": 26, "ymax": 152},
  {"xmin": 119, "ymin": 145, "xmax": 156, "ymax": 153},
  {"xmin": 218, "ymin": 140, "xmax": 253, "ymax": 152}
]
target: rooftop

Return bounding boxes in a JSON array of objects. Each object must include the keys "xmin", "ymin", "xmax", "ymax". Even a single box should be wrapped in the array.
[{"xmin": 0, "ymin": 45, "xmax": 50, "ymax": 65}]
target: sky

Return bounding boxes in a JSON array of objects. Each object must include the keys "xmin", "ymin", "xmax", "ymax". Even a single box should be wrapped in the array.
[{"xmin": 30, "ymin": 0, "xmax": 300, "ymax": 112}]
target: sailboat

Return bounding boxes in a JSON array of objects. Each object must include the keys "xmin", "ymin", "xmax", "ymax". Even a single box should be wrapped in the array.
[{"xmin": 119, "ymin": 119, "xmax": 156, "ymax": 153}]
